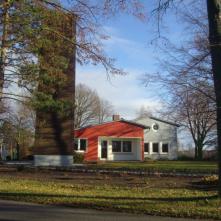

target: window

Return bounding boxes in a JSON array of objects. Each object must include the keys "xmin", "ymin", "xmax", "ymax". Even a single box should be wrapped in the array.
[
  {"xmin": 152, "ymin": 143, "xmax": 159, "ymax": 153},
  {"xmin": 112, "ymin": 140, "xmax": 132, "ymax": 153},
  {"xmin": 152, "ymin": 123, "xmax": 159, "ymax": 132},
  {"xmin": 144, "ymin": 143, "xmax": 149, "ymax": 153},
  {"xmin": 123, "ymin": 141, "xmax": 132, "ymax": 152},
  {"xmin": 74, "ymin": 139, "xmax": 78, "ymax": 150},
  {"xmin": 112, "ymin": 141, "xmax": 121, "ymax": 152},
  {"xmin": 80, "ymin": 139, "xmax": 87, "ymax": 151},
  {"xmin": 74, "ymin": 138, "xmax": 87, "ymax": 152},
  {"xmin": 162, "ymin": 143, "xmax": 169, "ymax": 153}
]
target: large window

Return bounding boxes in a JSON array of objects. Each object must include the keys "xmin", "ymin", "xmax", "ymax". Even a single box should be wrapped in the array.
[
  {"xmin": 80, "ymin": 139, "xmax": 87, "ymax": 151},
  {"xmin": 162, "ymin": 143, "xmax": 169, "ymax": 153},
  {"xmin": 74, "ymin": 139, "xmax": 87, "ymax": 152},
  {"xmin": 152, "ymin": 143, "xmax": 159, "ymax": 153},
  {"xmin": 123, "ymin": 141, "xmax": 132, "ymax": 152},
  {"xmin": 112, "ymin": 140, "xmax": 132, "ymax": 153},
  {"xmin": 112, "ymin": 141, "xmax": 121, "ymax": 152},
  {"xmin": 144, "ymin": 143, "xmax": 149, "ymax": 153}
]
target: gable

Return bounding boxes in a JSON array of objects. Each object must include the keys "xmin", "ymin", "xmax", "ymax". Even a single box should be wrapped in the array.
[
  {"xmin": 75, "ymin": 120, "xmax": 144, "ymax": 139},
  {"xmin": 135, "ymin": 117, "xmax": 179, "ymax": 128}
]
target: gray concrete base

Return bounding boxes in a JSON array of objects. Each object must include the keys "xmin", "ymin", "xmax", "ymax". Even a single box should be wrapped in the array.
[{"xmin": 34, "ymin": 155, "xmax": 73, "ymax": 166}]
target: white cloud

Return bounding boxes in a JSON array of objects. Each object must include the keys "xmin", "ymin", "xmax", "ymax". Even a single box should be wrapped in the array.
[
  {"xmin": 101, "ymin": 26, "xmax": 158, "ymax": 69},
  {"xmin": 76, "ymin": 25, "xmax": 164, "ymax": 119},
  {"xmin": 76, "ymin": 65, "xmax": 163, "ymax": 119}
]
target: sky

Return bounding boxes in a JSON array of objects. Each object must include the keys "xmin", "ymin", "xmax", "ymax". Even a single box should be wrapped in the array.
[
  {"xmin": 3, "ymin": 0, "xmax": 205, "ymax": 149},
  {"xmin": 75, "ymin": 1, "xmax": 188, "ymax": 120},
  {"xmin": 9, "ymin": 0, "xmax": 191, "ymax": 122}
]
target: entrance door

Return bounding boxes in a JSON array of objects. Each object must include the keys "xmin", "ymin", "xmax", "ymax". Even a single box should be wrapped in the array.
[{"xmin": 101, "ymin": 140, "xmax": 108, "ymax": 159}]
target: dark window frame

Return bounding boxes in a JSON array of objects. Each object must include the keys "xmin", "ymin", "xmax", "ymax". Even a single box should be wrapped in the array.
[
  {"xmin": 144, "ymin": 143, "xmax": 149, "ymax": 153},
  {"xmin": 74, "ymin": 138, "xmax": 88, "ymax": 152},
  {"xmin": 162, "ymin": 143, "xmax": 169, "ymax": 153},
  {"xmin": 152, "ymin": 143, "xmax": 159, "ymax": 153},
  {"xmin": 112, "ymin": 140, "xmax": 122, "ymax": 152},
  {"xmin": 112, "ymin": 140, "xmax": 133, "ymax": 153},
  {"xmin": 122, "ymin": 141, "xmax": 132, "ymax": 153},
  {"xmin": 79, "ymin": 139, "xmax": 87, "ymax": 151},
  {"xmin": 74, "ymin": 139, "xmax": 79, "ymax": 150}
]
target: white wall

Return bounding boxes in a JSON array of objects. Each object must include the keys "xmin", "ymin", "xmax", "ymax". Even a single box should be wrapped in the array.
[
  {"xmin": 98, "ymin": 137, "xmax": 142, "ymax": 161},
  {"xmin": 144, "ymin": 142, "xmax": 177, "ymax": 160},
  {"xmin": 135, "ymin": 117, "xmax": 178, "ymax": 160}
]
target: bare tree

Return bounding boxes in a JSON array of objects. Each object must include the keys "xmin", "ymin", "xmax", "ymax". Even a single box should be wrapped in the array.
[
  {"xmin": 136, "ymin": 105, "xmax": 153, "ymax": 118},
  {"xmin": 0, "ymin": 102, "xmax": 35, "ymax": 160},
  {"xmin": 170, "ymin": 86, "xmax": 216, "ymax": 160},
  {"xmin": 0, "ymin": 0, "xmax": 9, "ymax": 97},
  {"xmin": 150, "ymin": 0, "xmax": 221, "ymax": 197},
  {"xmin": 149, "ymin": 1, "xmax": 214, "ymax": 101},
  {"xmin": 75, "ymin": 84, "xmax": 114, "ymax": 128},
  {"xmin": 96, "ymin": 98, "xmax": 114, "ymax": 124},
  {"xmin": 75, "ymin": 84, "xmax": 100, "ymax": 128},
  {"xmin": 206, "ymin": 0, "xmax": 221, "ymax": 196},
  {"xmin": 142, "ymin": 1, "xmax": 217, "ymax": 160},
  {"xmin": 10, "ymin": 104, "xmax": 35, "ymax": 159}
]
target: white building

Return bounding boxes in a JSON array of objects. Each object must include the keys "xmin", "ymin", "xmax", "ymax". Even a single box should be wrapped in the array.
[{"xmin": 135, "ymin": 116, "xmax": 179, "ymax": 160}]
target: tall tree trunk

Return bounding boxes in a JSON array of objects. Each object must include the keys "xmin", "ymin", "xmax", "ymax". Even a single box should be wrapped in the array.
[
  {"xmin": 16, "ymin": 143, "xmax": 20, "ymax": 161},
  {"xmin": 197, "ymin": 144, "xmax": 203, "ymax": 160},
  {"xmin": 206, "ymin": 0, "xmax": 221, "ymax": 196},
  {"xmin": 194, "ymin": 144, "xmax": 198, "ymax": 160},
  {"xmin": 0, "ymin": 0, "xmax": 9, "ymax": 98}
]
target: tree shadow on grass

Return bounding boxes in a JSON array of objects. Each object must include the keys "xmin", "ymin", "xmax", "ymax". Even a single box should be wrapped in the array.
[
  {"xmin": 0, "ymin": 192, "xmax": 218, "ymax": 202},
  {"xmin": 187, "ymin": 181, "xmax": 218, "ymax": 191}
]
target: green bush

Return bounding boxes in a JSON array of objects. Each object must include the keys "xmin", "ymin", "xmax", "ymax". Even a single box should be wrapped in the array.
[
  {"xmin": 177, "ymin": 155, "xmax": 195, "ymax": 161},
  {"xmin": 144, "ymin": 157, "xmax": 156, "ymax": 162},
  {"xmin": 73, "ymin": 152, "xmax": 84, "ymax": 163}
]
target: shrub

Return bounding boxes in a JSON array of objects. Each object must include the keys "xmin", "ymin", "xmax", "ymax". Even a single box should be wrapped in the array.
[
  {"xmin": 144, "ymin": 157, "xmax": 155, "ymax": 162},
  {"xmin": 158, "ymin": 157, "xmax": 169, "ymax": 161},
  {"xmin": 177, "ymin": 155, "xmax": 195, "ymax": 161},
  {"xmin": 73, "ymin": 152, "xmax": 84, "ymax": 163},
  {"xmin": 201, "ymin": 175, "xmax": 218, "ymax": 185}
]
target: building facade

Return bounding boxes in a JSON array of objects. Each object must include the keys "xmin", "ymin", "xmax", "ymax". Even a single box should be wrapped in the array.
[
  {"xmin": 74, "ymin": 119, "xmax": 148, "ymax": 162},
  {"xmin": 74, "ymin": 115, "xmax": 179, "ymax": 162},
  {"xmin": 135, "ymin": 116, "xmax": 179, "ymax": 160}
]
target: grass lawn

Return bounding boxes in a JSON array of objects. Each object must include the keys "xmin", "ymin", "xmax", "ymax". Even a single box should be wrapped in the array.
[
  {"xmin": 91, "ymin": 161, "xmax": 218, "ymax": 173},
  {"xmin": 0, "ymin": 170, "xmax": 220, "ymax": 219}
]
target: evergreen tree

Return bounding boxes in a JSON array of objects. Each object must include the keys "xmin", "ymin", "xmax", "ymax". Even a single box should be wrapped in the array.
[{"xmin": 32, "ymin": 3, "xmax": 76, "ymax": 157}]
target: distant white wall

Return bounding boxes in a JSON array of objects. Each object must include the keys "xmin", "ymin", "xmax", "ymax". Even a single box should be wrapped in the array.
[
  {"xmin": 135, "ymin": 117, "xmax": 178, "ymax": 160},
  {"xmin": 98, "ymin": 137, "xmax": 142, "ymax": 161},
  {"xmin": 144, "ymin": 142, "xmax": 177, "ymax": 160}
]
